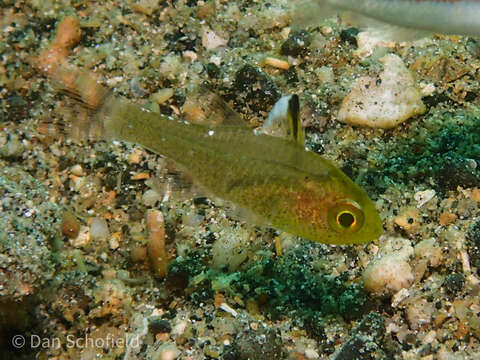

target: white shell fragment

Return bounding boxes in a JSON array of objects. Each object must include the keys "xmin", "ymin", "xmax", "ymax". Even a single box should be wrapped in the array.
[
  {"xmin": 414, "ymin": 189, "xmax": 436, "ymax": 208},
  {"xmin": 202, "ymin": 27, "xmax": 228, "ymax": 50},
  {"xmin": 337, "ymin": 54, "xmax": 425, "ymax": 128}
]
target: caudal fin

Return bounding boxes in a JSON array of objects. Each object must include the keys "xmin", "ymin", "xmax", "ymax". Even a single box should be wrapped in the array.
[{"xmin": 45, "ymin": 63, "xmax": 117, "ymax": 141}]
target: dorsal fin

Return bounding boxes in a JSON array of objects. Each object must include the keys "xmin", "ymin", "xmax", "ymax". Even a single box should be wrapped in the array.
[
  {"xmin": 286, "ymin": 94, "xmax": 304, "ymax": 146},
  {"xmin": 262, "ymin": 94, "xmax": 305, "ymax": 146}
]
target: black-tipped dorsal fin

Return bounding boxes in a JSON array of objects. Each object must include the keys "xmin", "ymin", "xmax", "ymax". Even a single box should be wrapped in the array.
[{"xmin": 262, "ymin": 94, "xmax": 305, "ymax": 146}]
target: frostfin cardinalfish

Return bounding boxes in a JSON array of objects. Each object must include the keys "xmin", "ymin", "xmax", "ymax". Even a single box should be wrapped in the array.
[
  {"xmin": 292, "ymin": 0, "xmax": 480, "ymax": 40},
  {"xmin": 51, "ymin": 64, "xmax": 382, "ymax": 245}
]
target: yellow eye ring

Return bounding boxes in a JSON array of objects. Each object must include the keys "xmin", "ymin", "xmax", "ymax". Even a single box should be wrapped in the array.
[{"xmin": 327, "ymin": 200, "xmax": 365, "ymax": 233}]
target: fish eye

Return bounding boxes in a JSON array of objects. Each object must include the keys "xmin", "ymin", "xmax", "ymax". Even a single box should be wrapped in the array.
[
  {"xmin": 337, "ymin": 211, "xmax": 356, "ymax": 228},
  {"xmin": 328, "ymin": 200, "xmax": 365, "ymax": 233}
]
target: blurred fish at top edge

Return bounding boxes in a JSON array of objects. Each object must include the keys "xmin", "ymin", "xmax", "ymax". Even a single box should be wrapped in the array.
[{"xmin": 291, "ymin": 0, "xmax": 480, "ymax": 41}]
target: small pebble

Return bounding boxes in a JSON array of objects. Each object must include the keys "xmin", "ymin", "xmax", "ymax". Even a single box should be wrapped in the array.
[
  {"xmin": 70, "ymin": 226, "xmax": 90, "ymax": 247},
  {"xmin": 70, "ymin": 164, "xmax": 84, "ymax": 176},
  {"xmin": 280, "ymin": 29, "xmax": 311, "ymax": 57},
  {"xmin": 1, "ymin": 134, "xmax": 24, "ymax": 157},
  {"xmin": 197, "ymin": 1, "xmax": 216, "ymax": 19},
  {"xmin": 305, "ymin": 348, "xmax": 320, "ymax": 359},
  {"xmin": 90, "ymin": 217, "xmax": 109, "ymax": 240},
  {"xmin": 414, "ymin": 238, "xmax": 443, "ymax": 267},
  {"xmin": 363, "ymin": 254, "xmax": 414, "ymax": 295},
  {"xmin": 264, "ymin": 57, "xmax": 290, "ymax": 70},
  {"xmin": 394, "ymin": 207, "xmax": 421, "ymax": 234},
  {"xmin": 148, "ymin": 316, "xmax": 172, "ymax": 335},
  {"xmin": 128, "ymin": 148, "xmax": 144, "ymax": 165},
  {"xmin": 340, "ymin": 27, "xmax": 359, "ymax": 46},
  {"xmin": 154, "ymin": 342, "xmax": 180, "ymax": 360},
  {"xmin": 467, "ymin": 158, "xmax": 477, "ymax": 169},
  {"xmin": 61, "ymin": 211, "xmax": 81, "ymax": 239},
  {"xmin": 109, "ymin": 237, "xmax": 120, "ymax": 250},
  {"xmin": 443, "ymin": 273, "xmax": 465, "ymax": 295},
  {"xmin": 147, "ymin": 209, "xmax": 167, "ymax": 279},
  {"xmin": 205, "ymin": 62, "xmax": 221, "ymax": 78},
  {"xmin": 338, "ymin": 54, "xmax": 425, "ymax": 128},
  {"xmin": 171, "ymin": 320, "xmax": 187, "ymax": 336},
  {"xmin": 363, "ymin": 237, "xmax": 414, "ymax": 295},
  {"xmin": 131, "ymin": 246, "xmax": 147, "ymax": 262},
  {"xmin": 405, "ymin": 299, "xmax": 435, "ymax": 330},
  {"xmin": 439, "ymin": 212, "xmax": 457, "ymax": 226},
  {"xmin": 414, "ymin": 189, "xmax": 435, "ymax": 208},
  {"xmin": 202, "ymin": 27, "xmax": 227, "ymax": 49},
  {"xmin": 232, "ymin": 64, "xmax": 280, "ymax": 112},
  {"xmin": 315, "ymin": 66, "xmax": 334, "ymax": 83},
  {"xmin": 143, "ymin": 189, "xmax": 162, "ymax": 206},
  {"xmin": 103, "ymin": 269, "xmax": 117, "ymax": 280},
  {"xmin": 130, "ymin": 0, "xmax": 160, "ymax": 15}
]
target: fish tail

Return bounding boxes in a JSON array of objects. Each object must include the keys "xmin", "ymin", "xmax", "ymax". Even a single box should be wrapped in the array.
[{"xmin": 46, "ymin": 62, "xmax": 122, "ymax": 142}]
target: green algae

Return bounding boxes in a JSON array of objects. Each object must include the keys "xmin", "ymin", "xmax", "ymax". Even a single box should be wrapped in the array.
[
  {"xmin": 0, "ymin": 166, "xmax": 60, "ymax": 300},
  {"xmin": 467, "ymin": 220, "xmax": 480, "ymax": 273},
  {"xmin": 334, "ymin": 312, "xmax": 386, "ymax": 360},
  {"xmin": 167, "ymin": 243, "xmax": 369, "ymax": 323},
  {"xmin": 0, "ymin": 166, "xmax": 62, "ymax": 359},
  {"xmin": 355, "ymin": 109, "xmax": 480, "ymax": 194}
]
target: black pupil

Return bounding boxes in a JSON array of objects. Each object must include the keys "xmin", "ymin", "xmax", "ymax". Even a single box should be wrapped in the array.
[{"xmin": 338, "ymin": 212, "xmax": 355, "ymax": 228}]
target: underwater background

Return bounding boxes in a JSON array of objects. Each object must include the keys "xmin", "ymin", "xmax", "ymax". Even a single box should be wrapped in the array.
[{"xmin": 1, "ymin": 0, "xmax": 480, "ymax": 359}]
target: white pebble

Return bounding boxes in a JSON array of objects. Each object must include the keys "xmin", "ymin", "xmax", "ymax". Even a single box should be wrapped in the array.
[
  {"xmin": 338, "ymin": 54, "xmax": 425, "ymax": 128},
  {"xmin": 414, "ymin": 238, "xmax": 443, "ymax": 267},
  {"xmin": 219, "ymin": 302, "xmax": 238, "ymax": 317},
  {"xmin": 70, "ymin": 164, "xmax": 84, "ymax": 176},
  {"xmin": 109, "ymin": 237, "xmax": 119, "ymax": 250},
  {"xmin": 70, "ymin": 226, "xmax": 90, "ymax": 248},
  {"xmin": 143, "ymin": 189, "xmax": 161, "ymax": 206},
  {"xmin": 202, "ymin": 27, "xmax": 227, "ymax": 49},
  {"xmin": 90, "ymin": 217, "xmax": 109, "ymax": 240},
  {"xmin": 363, "ymin": 237, "xmax": 414, "ymax": 295},
  {"xmin": 171, "ymin": 320, "xmax": 187, "ymax": 336},
  {"xmin": 414, "ymin": 189, "xmax": 436, "ymax": 208},
  {"xmin": 405, "ymin": 299, "xmax": 435, "ymax": 330},
  {"xmin": 363, "ymin": 254, "xmax": 414, "ymax": 295},
  {"xmin": 305, "ymin": 348, "xmax": 320, "ymax": 359},
  {"xmin": 155, "ymin": 342, "xmax": 180, "ymax": 360}
]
